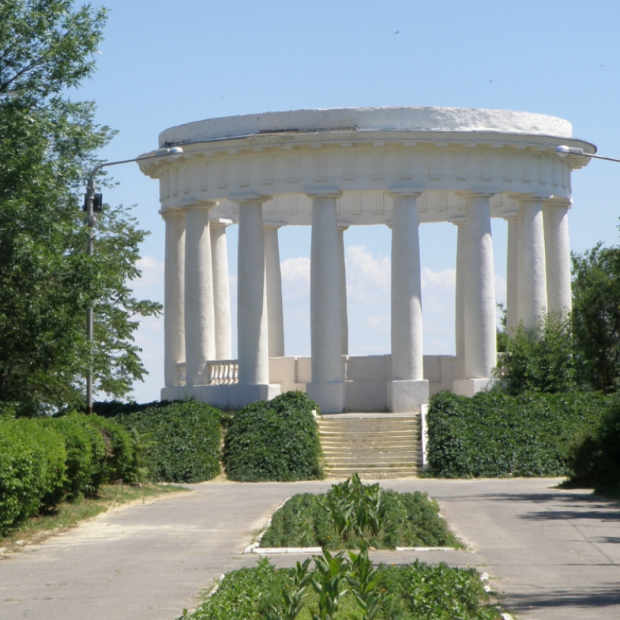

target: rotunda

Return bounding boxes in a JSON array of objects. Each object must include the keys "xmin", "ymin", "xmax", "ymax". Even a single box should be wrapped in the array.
[{"xmin": 137, "ymin": 107, "xmax": 594, "ymax": 413}]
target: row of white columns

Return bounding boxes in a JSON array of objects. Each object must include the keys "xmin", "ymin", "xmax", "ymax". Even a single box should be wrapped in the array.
[
  {"xmin": 452, "ymin": 194, "xmax": 572, "ymax": 389},
  {"xmin": 162, "ymin": 190, "xmax": 571, "ymax": 410}
]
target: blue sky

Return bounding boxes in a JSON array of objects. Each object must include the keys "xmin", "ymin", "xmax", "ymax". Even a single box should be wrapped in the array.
[{"xmin": 76, "ymin": 1, "xmax": 620, "ymax": 402}]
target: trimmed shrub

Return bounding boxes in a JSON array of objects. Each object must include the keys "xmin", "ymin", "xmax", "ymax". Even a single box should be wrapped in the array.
[
  {"xmin": 223, "ymin": 391, "xmax": 323, "ymax": 482},
  {"xmin": 568, "ymin": 396, "xmax": 620, "ymax": 493},
  {"xmin": 49, "ymin": 414, "xmax": 107, "ymax": 498},
  {"xmin": 0, "ymin": 419, "xmax": 67, "ymax": 535},
  {"xmin": 116, "ymin": 400, "xmax": 222, "ymax": 483},
  {"xmin": 93, "ymin": 400, "xmax": 165, "ymax": 418},
  {"xmin": 83, "ymin": 415, "xmax": 141, "ymax": 484},
  {"xmin": 426, "ymin": 390, "xmax": 610, "ymax": 478}
]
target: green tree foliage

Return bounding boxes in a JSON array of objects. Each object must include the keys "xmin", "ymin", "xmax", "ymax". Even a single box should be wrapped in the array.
[
  {"xmin": 0, "ymin": 0, "xmax": 161, "ymax": 415},
  {"xmin": 572, "ymin": 237, "xmax": 620, "ymax": 394},
  {"xmin": 494, "ymin": 311, "xmax": 576, "ymax": 395}
]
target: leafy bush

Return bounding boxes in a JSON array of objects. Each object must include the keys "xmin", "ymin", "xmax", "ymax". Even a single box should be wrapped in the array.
[
  {"xmin": 0, "ymin": 413, "xmax": 143, "ymax": 537},
  {"xmin": 48, "ymin": 414, "xmax": 107, "ymax": 498},
  {"xmin": 260, "ymin": 481, "xmax": 459, "ymax": 550},
  {"xmin": 116, "ymin": 400, "xmax": 222, "ymax": 483},
  {"xmin": 223, "ymin": 391, "xmax": 323, "ymax": 482},
  {"xmin": 93, "ymin": 400, "xmax": 166, "ymax": 418},
  {"xmin": 0, "ymin": 419, "xmax": 67, "ymax": 536},
  {"xmin": 82, "ymin": 415, "xmax": 141, "ymax": 484},
  {"xmin": 426, "ymin": 390, "xmax": 611, "ymax": 478},
  {"xmin": 182, "ymin": 556, "xmax": 500, "ymax": 620},
  {"xmin": 568, "ymin": 396, "xmax": 620, "ymax": 494},
  {"xmin": 494, "ymin": 311, "xmax": 577, "ymax": 395}
]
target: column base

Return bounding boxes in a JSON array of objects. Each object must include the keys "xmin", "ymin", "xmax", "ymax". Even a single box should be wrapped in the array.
[
  {"xmin": 161, "ymin": 386, "xmax": 192, "ymax": 402},
  {"xmin": 387, "ymin": 380, "xmax": 429, "ymax": 412},
  {"xmin": 307, "ymin": 382, "xmax": 345, "ymax": 414},
  {"xmin": 452, "ymin": 378, "xmax": 492, "ymax": 398}
]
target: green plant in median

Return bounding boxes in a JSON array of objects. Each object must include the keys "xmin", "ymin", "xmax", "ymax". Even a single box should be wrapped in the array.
[
  {"xmin": 260, "ymin": 480, "xmax": 459, "ymax": 550},
  {"xmin": 223, "ymin": 391, "xmax": 323, "ymax": 482},
  {"xmin": 181, "ymin": 557, "xmax": 501, "ymax": 620},
  {"xmin": 266, "ymin": 559, "xmax": 312, "ymax": 620},
  {"xmin": 346, "ymin": 545, "xmax": 383, "ymax": 620}
]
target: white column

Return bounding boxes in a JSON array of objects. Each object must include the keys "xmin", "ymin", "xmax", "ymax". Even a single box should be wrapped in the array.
[
  {"xmin": 337, "ymin": 225, "xmax": 349, "ymax": 356},
  {"xmin": 388, "ymin": 190, "xmax": 428, "ymax": 411},
  {"xmin": 236, "ymin": 196, "xmax": 270, "ymax": 386},
  {"xmin": 517, "ymin": 197, "xmax": 547, "ymax": 329},
  {"xmin": 307, "ymin": 190, "xmax": 345, "ymax": 414},
  {"xmin": 453, "ymin": 218, "xmax": 466, "ymax": 360},
  {"xmin": 209, "ymin": 219, "xmax": 233, "ymax": 360},
  {"xmin": 505, "ymin": 213, "xmax": 519, "ymax": 332},
  {"xmin": 162, "ymin": 209, "xmax": 186, "ymax": 389},
  {"xmin": 184, "ymin": 203, "xmax": 216, "ymax": 387},
  {"xmin": 543, "ymin": 199, "xmax": 572, "ymax": 315},
  {"xmin": 264, "ymin": 224, "xmax": 285, "ymax": 358},
  {"xmin": 454, "ymin": 192, "xmax": 496, "ymax": 395}
]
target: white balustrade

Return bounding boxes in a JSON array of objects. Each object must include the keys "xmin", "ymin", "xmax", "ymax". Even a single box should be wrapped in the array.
[{"xmin": 207, "ymin": 359, "xmax": 239, "ymax": 385}]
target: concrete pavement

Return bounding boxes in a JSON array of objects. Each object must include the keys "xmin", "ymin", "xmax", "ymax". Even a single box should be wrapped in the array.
[{"xmin": 0, "ymin": 478, "xmax": 618, "ymax": 619}]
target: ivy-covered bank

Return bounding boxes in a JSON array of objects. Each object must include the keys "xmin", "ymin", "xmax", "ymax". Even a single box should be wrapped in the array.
[
  {"xmin": 223, "ymin": 391, "xmax": 323, "ymax": 482},
  {"xmin": 425, "ymin": 391, "xmax": 612, "ymax": 479}
]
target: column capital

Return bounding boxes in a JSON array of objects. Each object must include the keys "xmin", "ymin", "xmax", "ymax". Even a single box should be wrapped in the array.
[
  {"xmin": 209, "ymin": 217, "xmax": 233, "ymax": 228},
  {"xmin": 159, "ymin": 207, "xmax": 185, "ymax": 219},
  {"xmin": 506, "ymin": 192, "xmax": 549, "ymax": 205},
  {"xmin": 502, "ymin": 209, "xmax": 519, "ymax": 222},
  {"xmin": 449, "ymin": 215, "xmax": 466, "ymax": 226},
  {"xmin": 183, "ymin": 200, "xmax": 217, "ymax": 212},
  {"xmin": 231, "ymin": 192, "xmax": 271, "ymax": 206},
  {"xmin": 263, "ymin": 220, "xmax": 286, "ymax": 230},
  {"xmin": 388, "ymin": 187, "xmax": 424, "ymax": 199},
  {"xmin": 305, "ymin": 188, "xmax": 342, "ymax": 200},
  {"xmin": 337, "ymin": 221, "xmax": 350, "ymax": 231},
  {"xmin": 456, "ymin": 190, "xmax": 496, "ymax": 200},
  {"xmin": 543, "ymin": 196, "xmax": 573, "ymax": 210}
]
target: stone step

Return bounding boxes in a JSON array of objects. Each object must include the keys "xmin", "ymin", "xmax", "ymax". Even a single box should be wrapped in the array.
[
  {"xmin": 324, "ymin": 467, "xmax": 419, "ymax": 479},
  {"xmin": 319, "ymin": 428, "xmax": 419, "ymax": 436}
]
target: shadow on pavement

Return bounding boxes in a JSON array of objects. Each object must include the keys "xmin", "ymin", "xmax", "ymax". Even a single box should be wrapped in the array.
[{"xmin": 504, "ymin": 583, "xmax": 620, "ymax": 612}]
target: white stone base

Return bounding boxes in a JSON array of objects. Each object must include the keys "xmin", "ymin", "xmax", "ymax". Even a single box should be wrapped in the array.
[
  {"xmin": 162, "ymin": 383, "xmax": 281, "ymax": 410},
  {"xmin": 452, "ymin": 378, "xmax": 492, "ymax": 397},
  {"xmin": 161, "ymin": 386, "xmax": 193, "ymax": 402},
  {"xmin": 306, "ymin": 382, "xmax": 345, "ymax": 414},
  {"xmin": 387, "ymin": 380, "xmax": 429, "ymax": 412}
]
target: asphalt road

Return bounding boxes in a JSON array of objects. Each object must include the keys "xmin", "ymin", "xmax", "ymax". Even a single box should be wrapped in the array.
[{"xmin": 0, "ymin": 478, "xmax": 618, "ymax": 619}]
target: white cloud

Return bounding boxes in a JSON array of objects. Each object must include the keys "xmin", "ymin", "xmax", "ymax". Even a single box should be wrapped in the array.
[{"xmin": 131, "ymin": 256, "xmax": 164, "ymax": 294}]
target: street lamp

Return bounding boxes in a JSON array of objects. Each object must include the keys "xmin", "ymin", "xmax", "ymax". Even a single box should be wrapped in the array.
[
  {"xmin": 555, "ymin": 145, "xmax": 620, "ymax": 164},
  {"xmin": 83, "ymin": 146, "xmax": 183, "ymax": 413}
]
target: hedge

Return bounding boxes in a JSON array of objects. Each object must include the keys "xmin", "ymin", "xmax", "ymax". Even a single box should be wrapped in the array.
[
  {"xmin": 568, "ymin": 395, "xmax": 620, "ymax": 493},
  {"xmin": 223, "ymin": 391, "xmax": 323, "ymax": 482},
  {"xmin": 426, "ymin": 390, "xmax": 611, "ymax": 478},
  {"xmin": 0, "ymin": 414, "xmax": 139, "ymax": 537},
  {"xmin": 116, "ymin": 401, "xmax": 223, "ymax": 483}
]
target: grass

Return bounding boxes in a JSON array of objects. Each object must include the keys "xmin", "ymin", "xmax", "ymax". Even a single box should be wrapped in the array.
[
  {"xmin": 0, "ymin": 483, "xmax": 188, "ymax": 553},
  {"xmin": 259, "ymin": 490, "xmax": 463, "ymax": 550},
  {"xmin": 180, "ymin": 556, "xmax": 502, "ymax": 620}
]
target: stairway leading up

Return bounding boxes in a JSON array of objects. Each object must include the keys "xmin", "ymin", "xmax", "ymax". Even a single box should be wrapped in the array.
[{"xmin": 317, "ymin": 413, "xmax": 422, "ymax": 480}]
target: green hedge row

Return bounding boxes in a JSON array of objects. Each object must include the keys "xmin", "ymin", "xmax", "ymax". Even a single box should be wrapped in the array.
[
  {"xmin": 568, "ymin": 396, "xmax": 620, "ymax": 494},
  {"xmin": 115, "ymin": 401, "xmax": 223, "ymax": 483},
  {"xmin": 0, "ymin": 414, "xmax": 139, "ymax": 537},
  {"xmin": 426, "ymin": 391, "xmax": 611, "ymax": 478},
  {"xmin": 223, "ymin": 391, "xmax": 323, "ymax": 482}
]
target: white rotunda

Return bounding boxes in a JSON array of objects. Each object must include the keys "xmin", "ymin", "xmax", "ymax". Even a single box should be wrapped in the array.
[{"xmin": 137, "ymin": 107, "xmax": 594, "ymax": 413}]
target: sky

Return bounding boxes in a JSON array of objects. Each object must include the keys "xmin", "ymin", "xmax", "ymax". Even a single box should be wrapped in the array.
[{"xmin": 75, "ymin": 0, "xmax": 620, "ymax": 402}]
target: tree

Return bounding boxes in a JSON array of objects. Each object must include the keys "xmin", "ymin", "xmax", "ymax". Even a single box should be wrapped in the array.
[
  {"xmin": 0, "ymin": 0, "xmax": 161, "ymax": 414},
  {"xmin": 494, "ymin": 311, "xmax": 576, "ymax": 395},
  {"xmin": 572, "ymin": 234, "xmax": 620, "ymax": 394}
]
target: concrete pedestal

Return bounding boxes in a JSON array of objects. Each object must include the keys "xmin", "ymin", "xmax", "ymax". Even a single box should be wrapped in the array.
[
  {"xmin": 453, "ymin": 378, "xmax": 492, "ymax": 397},
  {"xmin": 307, "ymin": 382, "xmax": 346, "ymax": 414},
  {"xmin": 387, "ymin": 380, "xmax": 429, "ymax": 412}
]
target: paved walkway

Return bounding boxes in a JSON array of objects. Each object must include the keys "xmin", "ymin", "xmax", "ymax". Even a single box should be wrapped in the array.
[{"xmin": 0, "ymin": 478, "xmax": 619, "ymax": 619}]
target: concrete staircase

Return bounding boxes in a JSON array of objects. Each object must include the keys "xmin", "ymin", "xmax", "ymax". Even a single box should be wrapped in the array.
[{"xmin": 317, "ymin": 413, "xmax": 422, "ymax": 480}]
